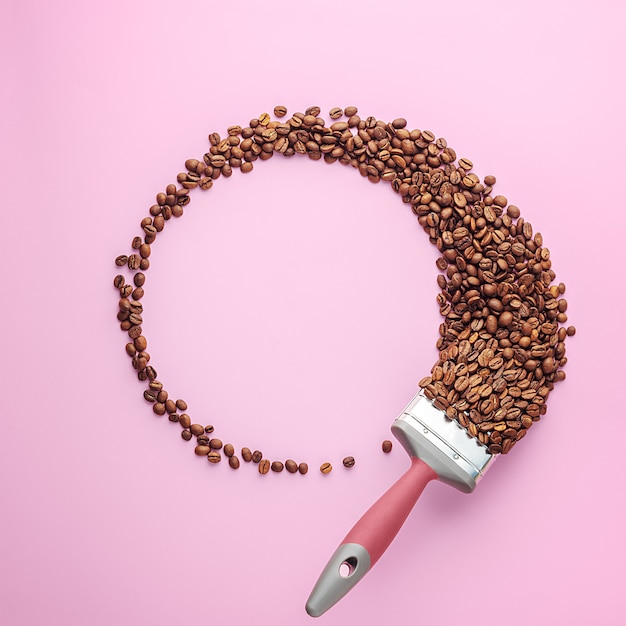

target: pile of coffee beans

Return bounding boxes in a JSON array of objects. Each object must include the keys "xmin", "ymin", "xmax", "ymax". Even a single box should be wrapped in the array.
[{"xmin": 114, "ymin": 105, "xmax": 573, "ymax": 467}]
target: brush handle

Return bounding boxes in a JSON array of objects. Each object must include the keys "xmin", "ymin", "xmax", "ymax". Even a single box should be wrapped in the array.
[{"xmin": 305, "ymin": 457, "xmax": 437, "ymax": 617}]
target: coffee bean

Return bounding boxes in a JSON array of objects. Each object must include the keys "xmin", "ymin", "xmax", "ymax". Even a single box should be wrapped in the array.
[
  {"xmin": 115, "ymin": 255, "xmax": 128, "ymax": 266},
  {"xmin": 382, "ymin": 440, "xmax": 393, "ymax": 453},
  {"xmin": 181, "ymin": 430, "xmax": 192, "ymax": 441},
  {"xmin": 273, "ymin": 105, "xmax": 287, "ymax": 118},
  {"xmin": 179, "ymin": 414, "xmax": 191, "ymax": 429},
  {"xmin": 271, "ymin": 461, "xmax": 284, "ymax": 473},
  {"xmin": 320, "ymin": 462, "xmax": 332, "ymax": 474},
  {"xmin": 298, "ymin": 462, "xmax": 309, "ymax": 475},
  {"xmin": 195, "ymin": 445, "xmax": 210, "ymax": 456},
  {"xmin": 343, "ymin": 456, "xmax": 355, "ymax": 468},
  {"xmin": 252, "ymin": 450, "xmax": 263, "ymax": 463},
  {"xmin": 285, "ymin": 459, "xmax": 298, "ymax": 473},
  {"xmin": 209, "ymin": 438, "xmax": 223, "ymax": 450},
  {"xmin": 190, "ymin": 424, "xmax": 204, "ymax": 436},
  {"xmin": 208, "ymin": 451, "xmax": 221, "ymax": 463},
  {"xmin": 153, "ymin": 403, "xmax": 165, "ymax": 416},
  {"xmin": 258, "ymin": 459, "xmax": 270, "ymax": 474},
  {"xmin": 241, "ymin": 447, "xmax": 252, "ymax": 462},
  {"xmin": 329, "ymin": 107, "xmax": 343, "ymax": 119},
  {"xmin": 229, "ymin": 455, "xmax": 240, "ymax": 469},
  {"xmin": 223, "ymin": 443, "xmax": 234, "ymax": 457}
]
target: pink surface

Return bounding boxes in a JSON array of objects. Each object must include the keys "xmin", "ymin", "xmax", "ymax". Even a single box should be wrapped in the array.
[{"xmin": 2, "ymin": 1, "xmax": 625, "ymax": 625}]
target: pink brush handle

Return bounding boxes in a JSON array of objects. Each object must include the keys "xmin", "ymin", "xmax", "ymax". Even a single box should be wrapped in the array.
[
  {"xmin": 342, "ymin": 456, "xmax": 437, "ymax": 565},
  {"xmin": 305, "ymin": 456, "xmax": 438, "ymax": 617}
]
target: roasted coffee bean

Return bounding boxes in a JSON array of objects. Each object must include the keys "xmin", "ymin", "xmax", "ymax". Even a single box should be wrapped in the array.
[
  {"xmin": 320, "ymin": 462, "xmax": 332, "ymax": 474},
  {"xmin": 223, "ymin": 443, "xmax": 235, "ymax": 457},
  {"xmin": 329, "ymin": 107, "xmax": 343, "ymax": 119},
  {"xmin": 209, "ymin": 438, "xmax": 223, "ymax": 450},
  {"xmin": 258, "ymin": 459, "xmax": 270, "ymax": 474},
  {"xmin": 190, "ymin": 424, "xmax": 204, "ymax": 436},
  {"xmin": 271, "ymin": 461, "xmax": 284, "ymax": 473},
  {"xmin": 229, "ymin": 455, "xmax": 240, "ymax": 469},
  {"xmin": 298, "ymin": 462, "xmax": 309, "ymax": 475},
  {"xmin": 195, "ymin": 445, "xmax": 210, "ymax": 456},
  {"xmin": 204, "ymin": 425, "xmax": 215, "ymax": 434},
  {"xmin": 181, "ymin": 430, "xmax": 192, "ymax": 441},
  {"xmin": 382, "ymin": 440, "xmax": 393, "ymax": 453},
  {"xmin": 343, "ymin": 456, "xmax": 355, "ymax": 468},
  {"xmin": 285, "ymin": 459, "xmax": 298, "ymax": 473},
  {"xmin": 114, "ymin": 274, "xmax": 125, "ymax": 289},
  {"xmin": 208, "ymin": 451, "xmax": 221, "ymax": 464},
  {"xmin": 241, "ymin": 447, "xmax": 252, "ymax": 462},
  {"xmin": 179, "ymin": 414, "xmax": 191, "ymax": 429},
  {"xmin": 252, "ymin": 450, "xmax": 263, "ymax": 463},
  {"xmin": 273, "ymin": 105, "xmax": 287, "ymax": 118},
  {"xmin": 115, "ymin": 255, "xmax": 128, "ymax": 266}
]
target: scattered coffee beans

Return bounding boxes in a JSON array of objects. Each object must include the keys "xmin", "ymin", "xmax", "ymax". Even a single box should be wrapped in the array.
[{"xmin": 116, "ymin": 105, "xmax": 574, "ymax": 476}]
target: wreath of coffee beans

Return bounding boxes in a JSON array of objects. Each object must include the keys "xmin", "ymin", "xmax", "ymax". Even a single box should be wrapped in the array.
[{"xmin": 114, "ymin": 105, "xmax": 575, "ymax": 473}]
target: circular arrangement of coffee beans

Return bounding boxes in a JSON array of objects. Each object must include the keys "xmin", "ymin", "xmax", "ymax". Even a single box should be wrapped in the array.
[{"xmin": 114, "ymin": 105, "xmax": 575, "ymax": 471}]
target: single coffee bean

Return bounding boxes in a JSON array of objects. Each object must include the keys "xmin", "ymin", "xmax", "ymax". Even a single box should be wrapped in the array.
[
  {"xmin": 229, "ymin": 455, "xmax": 240, "ymax": 469},
  {"xmin": 179, "ymin": 414, "xmax": 191, "ymax": 429},
  {"xmin": 498, "ymin": 311, "xmax": 514, "ymax": 327},
  {"xmin": 382, "ymin": 440, "xmax": 393, "ymax": 453},
  {"xmin": 343, "ymin": 456, "xmax": 355, "ymax": 468},
  {"xmin": 113, "ymin": 274, "xmax": 125, "ymax": 289},
  {"xmin": 190, "ymin": 424, "xmax": 204, "ymax": 436},
  {"xmin": 153, "ymin": 403, "xmax": 166, "ymax": 416},
  {"xmin": 175, "ymin": 399, "xmax": 187, "ymax": 411},
  {"xmin": 208, "ymin": 451, "xmax": 221, "ymax": 464},
  {"xmin": 320, "ymin": 462, "xmax": 332, "ymax": 474},
  {"xmin": 285, "ymin": 459, "xmax": 298, "ymax": 473},
  {"xmin": 329, "ymin": 107, "xmax": 343, "ymax": 119},
  {"xmin": 258, "ymin": 459, "xmax": 270, "ymax": 474},
  {"xmin": 273, "ymin": 105, "xmax": 287, "ymax": 118},
  {"xmin": 168, "ymin": 413, "xmax": 179, "ymax": 422},
  {"xmin": 181, "ymin": 430, "xmax": 192, "ymax": 441},
  {"xmin": 344, "ymin": 105, "xmax": 358, "ymax": 117},
  {"xmin": 115, "ymin": 255, "xmax": 128, "ymax": 266},
  {"xmin": 241, "ymin": 447, "xmax": 252, "ymax": 462},
  {"xmin": 298, "ymin": 462, "xmax": 309, "ymax": 475},
  {"xmin": 209, "ymin": 438, "xmax": 222, "ymax": 450},
  {"xmin": 143, "ymin": 389, "xmax": 157, "ymax": 402},
  {"xmin": 252, "ymin": 450, "xmax": 263, "ymax": 463},
  {"xmin": 271, "ymin": 461, "xmax": 284, "ymax": 473},
  {"xmin": 195, "ymin": 445, "xmax": 210, "ymax": 456},
  {"xmin": 223, "ymin": 443, "xmax": 235, "ymax": 457}
]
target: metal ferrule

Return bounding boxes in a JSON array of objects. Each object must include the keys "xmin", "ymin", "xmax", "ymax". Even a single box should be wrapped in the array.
[{"xmin": 391, "ymin": 390, "xmax": 496, "ymax": 493}]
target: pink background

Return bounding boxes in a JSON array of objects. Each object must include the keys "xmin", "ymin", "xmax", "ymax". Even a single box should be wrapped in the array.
[{"xmin": 2, "ymin": 1, "xmax": 625, "ymax": 624}]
